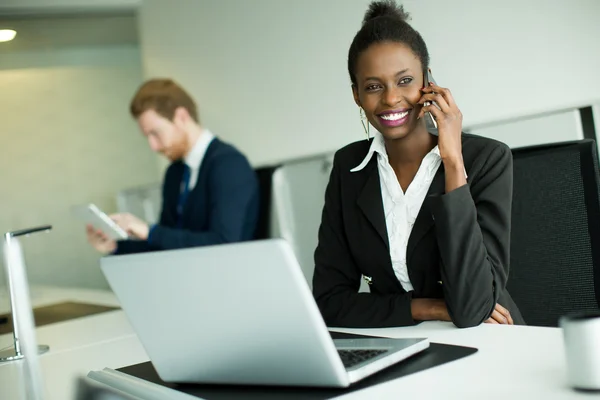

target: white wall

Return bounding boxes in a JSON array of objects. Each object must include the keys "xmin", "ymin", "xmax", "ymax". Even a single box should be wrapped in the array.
[
  {"xmin": 594, "ymin": 104, "xmax": 600, "ymax": 142},
  {"xmin": 0, "ymin": 45, "xmax": 159, "ymax": 289},
  {"xmin": 470, "ymin": 110, "xmax": 584, "ymax": 149},
  {"xmin": 138, "ymin": 0, "xmax": 600, "ymax": 168},
  {"xmin": 0, "ymin": 0, "xmax": 139, "ymax": 13}
]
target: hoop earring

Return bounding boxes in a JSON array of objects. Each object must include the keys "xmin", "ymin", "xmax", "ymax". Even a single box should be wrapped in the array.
[{"xmin": 359, "ymin": 107, "xmax": 371, "ymax": 140}]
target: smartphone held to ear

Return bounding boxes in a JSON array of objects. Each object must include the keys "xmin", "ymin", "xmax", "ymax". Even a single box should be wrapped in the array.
[{"xmin": 423, "ymin": 69, "xmax": 439, "ymax": 136}]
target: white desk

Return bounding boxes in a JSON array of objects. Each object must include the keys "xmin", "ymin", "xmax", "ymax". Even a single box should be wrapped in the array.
[
  {"xmin": 0, "ymin": 287, "xmax": 593, "ymax": 399},
  {"xmin": 0, "ymin": 285, "xmax": 121, "ymax": 312},
  {"xmin": 0, "ymin": 286, "xmax": 149, "ymax": 400},
  {"xmin": 332, "ymin": 324, "xmax": 585, "ymax": 399},
  {"xmin": 0, "ymin": 285, "xmax": 127, "ymax": 351}
]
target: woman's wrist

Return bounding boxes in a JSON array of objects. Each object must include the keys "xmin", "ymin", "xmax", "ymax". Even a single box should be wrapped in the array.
[
  {"xmin": 411, "ymin": 298, "xmax": 447, "ymax": 321},
  {"xmin": 443, "ymin": 158, "xmax": 467, "ymax": 192},
  {"xmin": 442, "ymin": 154, "xmax": 464, "ymax": 170}
]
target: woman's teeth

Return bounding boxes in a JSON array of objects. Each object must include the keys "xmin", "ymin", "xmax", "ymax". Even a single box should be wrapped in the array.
[{"xmin": 379, "ymin": 111, "xmax": 409, "ymax": 121}]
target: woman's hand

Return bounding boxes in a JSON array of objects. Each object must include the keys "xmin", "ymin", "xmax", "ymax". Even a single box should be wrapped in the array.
[
  {"xmin": 412, "ymin": 299, "xmax": 514, "ymax": 325},
  {"xmin": 418, "ymin": 80, "xmax": 466, "ymax": 192},
  {"xmin": 418, "ymin": 81, "xmax": 464, "ymax": 164},
  {"xmin": 485, "ymin": 303, "xmax": 514, "ymax": 325}
]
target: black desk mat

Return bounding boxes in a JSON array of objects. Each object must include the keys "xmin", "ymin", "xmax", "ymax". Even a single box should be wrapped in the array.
[{"xmin": 117, "ymin": 332, "xmax": 477, "ymax": 399}]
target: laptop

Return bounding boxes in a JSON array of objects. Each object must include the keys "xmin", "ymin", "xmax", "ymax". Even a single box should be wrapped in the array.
[
  {"xmin": 100, "ymin": 239, "xmax": 429, "ymax": 388},
  {"xmin": 75, "ymin": 377, "xmax": 136, "ymax": 400}
]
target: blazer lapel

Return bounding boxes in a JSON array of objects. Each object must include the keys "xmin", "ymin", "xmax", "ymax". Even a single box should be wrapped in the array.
[
  {"xmin": 356, "ymin": 158, "xmax": 389, "ymax": 250},
  {"xmin": 406, "ymin": 163, "xmax": 446, "ymax": 259}
]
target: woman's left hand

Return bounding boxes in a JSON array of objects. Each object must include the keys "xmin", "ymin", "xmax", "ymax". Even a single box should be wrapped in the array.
[
  {"xmin": 418, "ymin": 82, "xmax": 464, "ymax": 165},
  {"xmin": 485, "ymin": 303, "xmax": 514, "ymax": 325}
]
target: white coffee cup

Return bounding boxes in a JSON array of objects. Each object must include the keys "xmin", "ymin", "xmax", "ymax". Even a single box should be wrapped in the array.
[{"xmin": 560, "ymin": 311, "xmax": 600, "ymax": 391}]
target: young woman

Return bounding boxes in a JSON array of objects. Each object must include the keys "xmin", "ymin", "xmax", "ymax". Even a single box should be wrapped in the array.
[{"xmin": 312, "ymin": 0, "xmax": 524, "ymax": 328}]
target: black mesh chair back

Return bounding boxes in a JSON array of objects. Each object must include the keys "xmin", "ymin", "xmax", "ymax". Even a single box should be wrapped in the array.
[
  {"xmin": 254, "ymin": 165, "xmax": 279, "ymax": 240},
  {"xmin": 508, "ymin": 139, "xmax": 600, "ymax": 326}
]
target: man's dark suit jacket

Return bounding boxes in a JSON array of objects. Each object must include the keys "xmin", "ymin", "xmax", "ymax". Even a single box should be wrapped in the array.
[
  {"xmin": 313, "ymin": 133, "xmax": 525, "ymax": 328},
  {"xmin": 115, "ymin": 138, "xmax": 259, "ymax": 254}
]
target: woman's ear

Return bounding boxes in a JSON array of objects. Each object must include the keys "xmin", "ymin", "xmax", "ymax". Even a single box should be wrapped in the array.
[{"xmin": 352, "ymin": 85, "xmax": 361, "ymax": 108}]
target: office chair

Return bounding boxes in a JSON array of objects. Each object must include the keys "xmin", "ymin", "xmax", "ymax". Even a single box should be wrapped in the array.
[
  {"xmin": 507, "ymin": 139, "xmax": 600, "ymax": 327},
  {"xmin": 270, "ymin": 154, "xmax": 333, "ymax": 287},
  {"xmin": 254, "ymin": 165, "xmax": 279, "ymax": 240},
  {"xmin": 269, "ymin": 153, "xmax": 370, "ymax": 292}
]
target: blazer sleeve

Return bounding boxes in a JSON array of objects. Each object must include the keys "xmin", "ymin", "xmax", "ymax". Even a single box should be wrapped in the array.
[
  {"xmin": 313, "ymin": 154, "xmax": 414, "ymax": 328},
  {"xmin": 113, "ymin": 239, "xmax": 156, "ymax": 255},
  {"xmin": 430, "ymin": 143, "xmax": 512, "ymax": 328},
  {"xmin": 147, "ymin": 153, "xmax": 258, "ymax": 250}
]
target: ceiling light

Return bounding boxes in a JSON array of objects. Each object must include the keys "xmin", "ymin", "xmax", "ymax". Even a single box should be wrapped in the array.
[{"xmin": 0, "ymin": 29, "xmax": 17, "ymax": 43}]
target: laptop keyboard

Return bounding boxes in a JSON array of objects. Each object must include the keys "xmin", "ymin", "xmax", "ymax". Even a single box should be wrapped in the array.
[{"xmin": 338, "ymin": 349, "xmax": 388, "ymax": 368}]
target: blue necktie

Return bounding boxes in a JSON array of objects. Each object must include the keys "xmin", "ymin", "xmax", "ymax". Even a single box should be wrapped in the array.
[{"xmin": 177, "ymin": 165, "xmax": 191, "ymax": 228}]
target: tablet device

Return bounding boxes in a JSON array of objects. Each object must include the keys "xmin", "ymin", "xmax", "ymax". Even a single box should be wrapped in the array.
[{"xmin": 72, "ymin": 204, "xmax": 128, "ymax": 240}]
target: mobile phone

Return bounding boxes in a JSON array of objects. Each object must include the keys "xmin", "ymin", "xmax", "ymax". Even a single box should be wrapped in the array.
[{"xmin": 423, "ymin": 69, "xmax": 438, "ymax": 135}]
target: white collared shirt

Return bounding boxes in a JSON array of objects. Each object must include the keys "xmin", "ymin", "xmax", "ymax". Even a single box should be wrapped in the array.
[
  {"xmin": 184, "ymin": 129, "xmax": 215, "ymax": 190},
  {"xmin": 350, "ymin": 132, "xmax": 442, "ymax": 292}
]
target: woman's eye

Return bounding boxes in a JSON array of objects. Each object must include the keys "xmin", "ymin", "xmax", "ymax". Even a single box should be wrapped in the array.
[
  {"xmin": 365, "ymin": 84, "xmax": 381, "ymax": 91},
  {"xmin": 399, "ymin": 77, "xmax": 413, "ymax": 85}
]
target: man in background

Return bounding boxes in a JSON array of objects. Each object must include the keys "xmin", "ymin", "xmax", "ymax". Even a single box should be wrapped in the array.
[{"xmin": 86, "ymin": 78, "xmax": 259, "ymax": 254}]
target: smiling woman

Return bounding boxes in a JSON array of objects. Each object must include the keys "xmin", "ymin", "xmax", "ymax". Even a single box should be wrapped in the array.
[{"xmin": 312, "ymin": 0, "xmax": 524, "ymax": 329}]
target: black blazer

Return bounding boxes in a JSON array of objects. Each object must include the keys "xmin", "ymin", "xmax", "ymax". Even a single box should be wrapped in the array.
[
  {"xmin": 115, "ymin": 138, "xmax": 259, "ymax": 254},
  {"xmin": 313, "ymin": 133, "xmax": 524, "ymax": 328}
]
